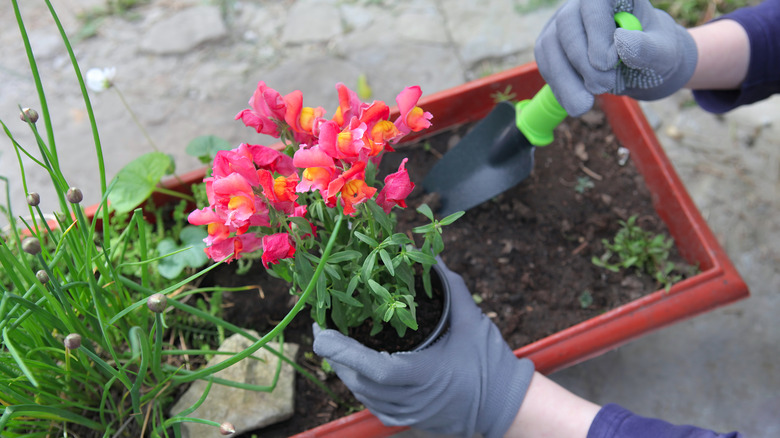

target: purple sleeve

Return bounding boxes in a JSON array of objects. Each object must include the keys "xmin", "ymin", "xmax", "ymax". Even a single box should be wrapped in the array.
[
  {"xmin": 587, "ymin": 404, "xmax": 743, "ymax": 438},
  {"xmin": 692, "ymin": 0, "xmax": 780, "ymax": 113}
]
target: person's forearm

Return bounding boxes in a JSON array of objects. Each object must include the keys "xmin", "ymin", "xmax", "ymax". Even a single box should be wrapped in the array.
[
  {"xmin": 503, "ymin": 371, "xmax": 601, "ymax": 438},
  {"xmin": 685, "ymin": 19, "xmax": 750, "ymax": 90}
]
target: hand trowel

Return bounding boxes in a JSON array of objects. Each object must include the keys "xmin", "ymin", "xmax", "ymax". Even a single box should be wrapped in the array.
[{"xmin": 422, "ymin": 12, "xmax": 642, "ymax": 217}]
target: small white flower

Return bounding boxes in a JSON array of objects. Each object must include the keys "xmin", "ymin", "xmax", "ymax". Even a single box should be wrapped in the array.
[{"xmin": 86, "ymin": 67, "xmax": 116, "ymax": 92}]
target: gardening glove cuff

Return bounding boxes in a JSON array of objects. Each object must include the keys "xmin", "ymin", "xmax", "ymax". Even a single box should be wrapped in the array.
[
  {"xmin": 534, "ymin": 0, "xmax": 698, "ymax": 116},
  {"xmin": 312, "ymin": 259, "xmax": 535, "ymax": 438}
]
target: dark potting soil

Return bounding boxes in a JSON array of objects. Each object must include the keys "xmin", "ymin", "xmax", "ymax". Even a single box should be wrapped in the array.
[{"xmin": 212, "ymin": 106, "xmax": 692, "ymax": 437}]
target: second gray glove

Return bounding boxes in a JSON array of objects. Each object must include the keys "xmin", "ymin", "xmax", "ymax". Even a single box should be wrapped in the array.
[
  {"xmin": 535, "ymin": 0, "xmax": 698, "ymax": 116},
  {"xmin": 313, "ymin": 259, "xmax": 535, "ymax": 438}
]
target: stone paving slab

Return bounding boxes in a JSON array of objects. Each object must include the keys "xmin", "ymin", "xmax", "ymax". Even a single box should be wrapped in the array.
[{"xmin": 1, "ymin": 1, "xmax": 776, "ymax": 437}]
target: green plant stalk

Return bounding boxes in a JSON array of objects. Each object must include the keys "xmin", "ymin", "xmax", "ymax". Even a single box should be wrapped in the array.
[{"xmin": 171, "ymin": 212, "xmax": 345, "ymax": 384}]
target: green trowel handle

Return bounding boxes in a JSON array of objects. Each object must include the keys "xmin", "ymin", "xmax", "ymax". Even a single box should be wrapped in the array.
[{"xmin": 516, "ymin": 12, "xmax": 643, "ymax": 147}]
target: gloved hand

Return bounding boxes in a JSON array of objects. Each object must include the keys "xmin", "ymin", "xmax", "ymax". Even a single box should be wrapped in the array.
[
  {"xmin": 312, "ymin": 259, "xmax": 535, "ymax": 438},
  {"xmin": 534, "ymin": 0, "xmax": 698, "ymax": 116}
]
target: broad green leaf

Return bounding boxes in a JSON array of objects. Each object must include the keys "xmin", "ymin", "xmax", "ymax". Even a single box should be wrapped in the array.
[
  {"xmin": 157, "ymin": 238, "xmax": 185, "ymax": 279},
  {"xmin": 185, "ymin": 135, "xmax": 233, "ymax": 162},
  {"xmin": 179, "ymin": 226, "xmax": 208, "ymax": 268},
  {"xmin": 109, "ymin": 152, "xmax": 174, "ymax": 214}
]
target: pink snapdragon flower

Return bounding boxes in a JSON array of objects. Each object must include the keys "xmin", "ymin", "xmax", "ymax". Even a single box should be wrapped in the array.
[
  {"xmin": 293, "ymin": 145, "xmax": 337, "ymax": 194},
  {"xmin": 376, "ymin": 158, "xmax": 415, "ymax": 213},
  {"xmin": 261, "ymin": 233, "xmax": 296, "ymax": 268},
  {"xmin": 394, "ymin": 86, "xmax": 433, "ymax": 137},
  {"xmin": 235, "ymin": 81, "xmax": 287, "ymax": 136}
]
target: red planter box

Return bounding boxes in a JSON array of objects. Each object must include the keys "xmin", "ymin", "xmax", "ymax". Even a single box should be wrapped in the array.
[{"xmin": 153, "ymin": 63, "xmax": 749, "ymax": 438}]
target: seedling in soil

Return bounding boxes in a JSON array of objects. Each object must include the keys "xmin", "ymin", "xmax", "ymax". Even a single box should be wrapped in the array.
[
  {"xmin": 574, "ymin": 176, "xmax": 595, "ymax": 193},
  {"xmin": 592, "ymin": 215, "xmax": 682, "ymax": 290}
]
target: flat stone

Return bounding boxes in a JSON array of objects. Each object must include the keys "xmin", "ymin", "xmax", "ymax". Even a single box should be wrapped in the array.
[
  {"xmin": 281, "ymin": 0, "xmax": 342, "ymax": 44},
  {"xmin": 170, "ymin": 333, "xmax": 299, "ymax": 437},
  {"xmin": 140, "ymin": 6, "xmax": 227, "ymax": 55}
]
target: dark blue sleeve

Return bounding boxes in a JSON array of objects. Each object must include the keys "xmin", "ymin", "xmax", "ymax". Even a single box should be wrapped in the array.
[
  {"xmin": 692, "ymin": 0, "xmax": 780, "ymax": 113},
  {"xmin": 587, "ymin": 404, "xmax": 743, "ymax": 438}
]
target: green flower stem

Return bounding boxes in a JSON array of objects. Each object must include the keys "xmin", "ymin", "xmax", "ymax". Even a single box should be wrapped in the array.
[
  {"xmin": 10, "ymin": 0, "xmax": 57, "ymax": 165},
  {"xmin": 134, "ymin": 209, "xmax": 150, "ymax": 288},
  {"xmin": 152, "ymin": 313, "xmax": 164, "ymax": 381},
  {"xmin": 113, "ymin": 85, "xmax": 159, "ymax": 152},
  {"xmin": 42, "ymin": 0, "xmax": 110, "ymax": 238},
  {"xmin": 171, "ymin": 212, "xmax": 345, "ymax": 384},
  {"xmin": 151, "ymin": 186, "xmax": 196, "ymax": 203}
]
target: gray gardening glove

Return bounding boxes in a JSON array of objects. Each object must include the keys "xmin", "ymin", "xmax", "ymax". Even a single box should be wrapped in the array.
[
  {"xmin": 535, "ymin": 0, "xmax": 698, "ymax": 116},
  {"xmin": 312, "ymin": 259, "xmax": 535, "ymax": 438}
]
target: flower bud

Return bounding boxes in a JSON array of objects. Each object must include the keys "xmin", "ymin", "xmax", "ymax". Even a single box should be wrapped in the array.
[
  {"xmin": 66, "ymin": 187, "xmax": 83, "ymax": 204},
  {"xmin": 147, "ymin": 293, "xmax": 167, "ymax": 313},
  {"xmin": 20, "ymin": 108, "xmax": 39, "ymax": 124},
  {"xmin": 36, "ymin": 270, "xmax": 49, "ymax": 284},
  {"xmin": 26, "ymin": 192, "xmax": 41, "ymax": 206},
  {"xmin": 22, "ymin": 237, "xmax": 41, "ymax": 255},
  {"xmin": 219, "ymin": 422, "xmax": 236, "ymax": 435},
  {"xmin": 64, "ymin": 333, "xmax": 82, "ymax": 350}
]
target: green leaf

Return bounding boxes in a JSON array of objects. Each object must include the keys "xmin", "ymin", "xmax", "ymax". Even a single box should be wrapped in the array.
[
  {"xmin": 178, "ymin": 226, "xmax": 208, "ymax": 268},
  {"xmin": 379, "ymin": 249, "xmax": 394, "ymax": 276},
  {"xmin": 367, "ymin": 279, "xmax": 392, "ymax": 301},
  {"xmin": 395, "ymin": 307, "xmax": 418, "ymax": 330},
  {"xmin": 416, "ymin": 204, "xmax": 434, "ymax": 221},
  {"xmin": 354, "ymin": 231, "xmax": 379, "ymax": 247},
  {"xmin": 383, "ymin": 306, "xmax": 395, "ymax": 322},
  {"xmin": 361, "ymin": 251, "xmax": 378, "ymax": 282},
  {"xmin": 439, "ymin": 210, "xmax": 465, "ymax": 225},
  {"xmin": 330, "ymin": 289, "xmax": 363, "ymax": 307},
  {"xmin": 108, "ymin": 152, "xmax": 174, "ymax": 214},
  {"xmin": 405, "ymin": 250, "xmax": 436, "ymax": 265},
  {"xmin": 387, "ymin": 233, "xmax": 413, "ymax": 246},
  {"xmin": 327, "ymin": 250, "xmax": 362, "ymax": 264},
  {"xmin": 366, "ymin": 200, "xmax": 394, "ymax": 233},
  {"xmin": 412, "ymin": 223, "xmax": 436, "ymax": 233},
  {"xmin": 185, "ymin": 135, "xmax": 233, "ymax": 162}
]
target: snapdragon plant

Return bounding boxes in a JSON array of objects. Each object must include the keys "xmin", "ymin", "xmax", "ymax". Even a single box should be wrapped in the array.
[{"xmin": 189, "ymin": 81, "xmax": 463, "ymax": 338}]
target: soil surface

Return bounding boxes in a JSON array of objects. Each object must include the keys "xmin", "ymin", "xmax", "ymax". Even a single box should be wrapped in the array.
[{"xmin": 211, "ymin": 107, "xmax": 691, "ymax": 437}]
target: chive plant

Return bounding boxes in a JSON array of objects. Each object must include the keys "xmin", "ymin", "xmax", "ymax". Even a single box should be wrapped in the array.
[{"xmin": 0, "ymin": 1, "xmax": 337, "ymax": 436}]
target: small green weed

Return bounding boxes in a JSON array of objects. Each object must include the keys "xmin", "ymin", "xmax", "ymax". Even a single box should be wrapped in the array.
[
  {"xmin": 574, "ymin": 176, "xmax": 595, "ymax": 194},
  {"xmin": 592, "ymin": 215, "xmax": 682, "ymax": 289},
  {"xmin": 490, "ymin": 85, "xmax": 517, "ymax": 103}
]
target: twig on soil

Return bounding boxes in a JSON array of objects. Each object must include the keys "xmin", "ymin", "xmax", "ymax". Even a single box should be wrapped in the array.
[
  {"xmin": 571, "ymin": 241, "xmax": 589, "ymax": 256},
  {"xmin": 579, "ymin": 164, "xmax": 603, "ymax": 181}
]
